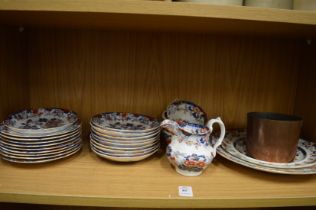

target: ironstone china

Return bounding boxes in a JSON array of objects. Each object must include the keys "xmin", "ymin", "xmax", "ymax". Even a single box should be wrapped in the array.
[
  {"xmin": 0, "ymin": 108, "xmax": 82, "ymax": 164},
  {"xmin": 216, "ymin": 129, "xmax": 316, "ymax": 174},
  {"xmin": 161, "ymin": 100, "xmax": 208, "ymax": 144},
  {"xmin": 90, "ymin": 112, "xmax": 160, "ymax": 162}
]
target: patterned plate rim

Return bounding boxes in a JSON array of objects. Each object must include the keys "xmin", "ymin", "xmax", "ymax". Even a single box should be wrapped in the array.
[
  {"xmin": 4, "ymin": 108, "xmax": 79, "ymax": 134},
  {"xmin": 1, "ymin": 146, "xmax": 81, "ymax": 164},
  {"xmin": 90, "ymin": 112, "xmax": 160, "ymax": 132},
  {"xmin": 0, "ymin": 122, "xmax": 81, "ymax": 139}
]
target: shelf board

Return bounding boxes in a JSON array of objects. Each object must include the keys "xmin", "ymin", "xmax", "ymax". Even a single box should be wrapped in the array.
[
  {"xmin": 0, "ymin": 141, "xmax": 316, "ymax": 208},
  {"xmin": 0, "ymin": 0, "xmax": 316, "ymax": 37}
]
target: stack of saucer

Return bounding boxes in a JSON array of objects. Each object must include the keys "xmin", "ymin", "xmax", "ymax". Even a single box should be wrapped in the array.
[
  {"xmin": 90, "ymin": 112, "xmax": 160, "ymax": 162},
  {"xmin": 0, "ymin": 108, "xmax": 82, "ymax": 164}
]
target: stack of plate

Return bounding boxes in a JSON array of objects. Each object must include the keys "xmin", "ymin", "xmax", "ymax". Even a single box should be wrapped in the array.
[
  {"xmin": 216, "ymin": 129, "xmax": 316, "ymax": 175},
  {"xmin": 90, "ymin": 112, "xmax": 160, "ymax": 162},
  {"xmin": 0, "ymin": 108, "xmax": 82, "ymax": 164}
]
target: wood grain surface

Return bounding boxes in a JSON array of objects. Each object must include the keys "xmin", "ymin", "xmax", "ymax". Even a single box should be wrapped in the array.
[
  {"xmin": 0, "ymin": 26, "xmax": 315, "ymax": 209},
  {"xmin": 0, "ymin": 144, "xmax": 315, "ymax": 208},
  {"xmin": 0, "ymin": 0, "xmax": 316, "ymax": 37},
  {"xmin": 0, "ymin": 28, "xmax": 29, "ymax": 121},
  {"xmin": 0, "ymin": 203, "xmax": 315, "ymax": 210},
  {"xmin": 27, "ymin": 29, "xmax": 301, "ymax": 136},
  {"xmin": 294, "ymin": 42, "xmax": 316, "ymax": 142}
]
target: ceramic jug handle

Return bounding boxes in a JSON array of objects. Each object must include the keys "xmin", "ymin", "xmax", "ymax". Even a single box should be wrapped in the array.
[
  {"xmin": 206, "ymin": 117, "xmax": 225, "ymax": 157},
  {"xmin": 160, "ymin": 119, "xmax": 181, "ymax": 136}
]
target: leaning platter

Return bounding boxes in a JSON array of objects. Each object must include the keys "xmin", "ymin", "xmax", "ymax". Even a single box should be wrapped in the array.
[{"xmin": 216, "ymin": 129, "xmax": 316, "ymax": 175}]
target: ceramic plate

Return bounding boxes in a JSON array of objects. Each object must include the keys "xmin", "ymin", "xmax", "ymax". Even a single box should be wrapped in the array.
[
  {"xmin": 1, "ymin": 146, "xmax": 81, "ymax": 164},
  {"xmin": 216, "ymin": 130, "xmax": 316, "ymax": 174},
  {"xmin": 4, "ymin": 108, "xmax": 78, "ymax": 134},
  {"xmin": 0, "ymin": 137, "xmax": 81, "ymax": 155},
  {"xmin": 90, "ymin": 138, "xmax": 159, "ymax": 152},
  {"xmin": 0, "ymin": 122, "xmax": 81, "ymax": 139},
  {"xmin": 90, "ymin": 131, "xmax": 159, "ymax": 143},
  {"xmin": 91, "ymin": 144, "xmax": 158, "ymax": 162},
  {"xmin": 1, "ymin": 130, "xmax": 81, "ymax": 145},
  {"xmin": 90, "ymin": 125, "xmax": 160, "ymax": 139},
  {"xmin": 91, "ymin": 112, "xmax": 160, "ymax": 133},
  {"xmin": 163, "ymin": 100, "xmax": 207, "ymax": 125},
  {"xmin": 90, "ymin": 135, "xmax": 159, "ymax": 148},
  {"xmin": 222, "ymin": 130, "xmax": 316, "ymax": 169},
  {"xmin": 0, "ymin": 143, "xmax": 82, "ymax": 160},
  {"xmin": 0, "ymin": 132, "xmax": 81, "ymax": 149}
]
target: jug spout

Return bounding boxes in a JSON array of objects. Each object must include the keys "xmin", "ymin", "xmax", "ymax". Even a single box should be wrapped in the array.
[{"xmin": 160, "ymin": 119, "xmax": 181, "ymax": 137}]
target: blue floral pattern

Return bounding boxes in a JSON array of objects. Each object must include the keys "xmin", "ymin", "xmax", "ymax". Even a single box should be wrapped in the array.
[
  {"xmin": 167, "ymin": 146, "xmax": 211, "ymax": 173},
  {"xmin": 4, "ymin": 108, "xmax": 78, "ymax": 130},
  {"xmin": 91, "ymin": 112, "xmax": 160, "ymax": 131},
  {"xmin": 166, "ymin": 100, "xmax": 207, "ymax": 125}
]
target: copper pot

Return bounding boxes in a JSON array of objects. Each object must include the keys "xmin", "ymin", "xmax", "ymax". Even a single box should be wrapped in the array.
[{"xmin": 247, "ymin": 112, "xmax": 303, "ymax": 163}]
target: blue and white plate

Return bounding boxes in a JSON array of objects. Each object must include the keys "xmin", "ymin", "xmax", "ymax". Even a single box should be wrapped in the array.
[
  {"xmin": 0, "ymin": 108, "xmax": 82, "ymax": 164},
  {"xmin": 91, "ymin": 112, "xmax": 160, "ymax": 133},
  {"xmin": 4, "ymin": 108, "xmax": 78, "ymax": 134},
  {"xmin": 163, "ymin": 100, "xmax": 207, "ymax": 125}
]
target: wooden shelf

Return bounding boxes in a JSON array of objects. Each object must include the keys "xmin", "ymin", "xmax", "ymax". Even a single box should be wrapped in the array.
[
  {"xmin": 0, "ymin": 0, "xmax": 316, "ymax": 36},
  {"xmin": 0, "ymin": 141, "xmax": 315, "ymax": 208},
  {"xmin": 1, "ymin": 1, "xmax": 316, "ymax": 209}
]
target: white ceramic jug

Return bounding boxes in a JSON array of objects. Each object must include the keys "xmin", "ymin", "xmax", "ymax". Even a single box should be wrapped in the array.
[{"xmin": 161, "ymin": 118, "xmax": 225, "ymax": 176}]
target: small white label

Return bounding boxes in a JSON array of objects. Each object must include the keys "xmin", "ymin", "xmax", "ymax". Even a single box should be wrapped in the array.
[{"xmin": 178, "ymin": 186, "xmax": 193, "ymax": 197}]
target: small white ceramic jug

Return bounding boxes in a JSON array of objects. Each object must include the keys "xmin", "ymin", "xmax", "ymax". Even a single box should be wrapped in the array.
[{"xmin": 161, "ymin": 118, "xmax": 225, "ymax": 176}]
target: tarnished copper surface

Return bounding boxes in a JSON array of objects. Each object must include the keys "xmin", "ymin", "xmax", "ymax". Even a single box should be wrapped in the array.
[{"xmin": 247, "ymin": 112, "xmax": 303, "ymax": 163}]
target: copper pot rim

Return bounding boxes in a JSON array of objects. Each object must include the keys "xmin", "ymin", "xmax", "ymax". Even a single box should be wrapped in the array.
[{"xmin": 247, "ymin": 112, "xmax": 302, "ymax": 122}]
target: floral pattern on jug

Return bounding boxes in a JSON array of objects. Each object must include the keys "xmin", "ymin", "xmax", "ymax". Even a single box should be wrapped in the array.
[{"xmin": 161, "ymin": 118, "xmax": 225, "ymax": 176}]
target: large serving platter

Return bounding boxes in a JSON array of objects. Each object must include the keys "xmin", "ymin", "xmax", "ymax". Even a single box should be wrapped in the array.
[{"xmin": 217, "ymin": 130, "xmax": 316, "ymax": 175}]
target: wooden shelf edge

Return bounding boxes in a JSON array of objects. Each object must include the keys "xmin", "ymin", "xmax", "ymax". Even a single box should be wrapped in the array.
[
  {"xmin": 0, "ymin": 0, "xmax": 316, "ymax": 37},
  {"xmin": 1, "ymin": 193, "xmax": 316, "ymax": 208},
  {"xmin": 0, "ymin": 143, "xmax": 315, "ymax": 208},
  {"xmin": 0, "ymin": 0, "xmax": 316, "ymax": 25}
]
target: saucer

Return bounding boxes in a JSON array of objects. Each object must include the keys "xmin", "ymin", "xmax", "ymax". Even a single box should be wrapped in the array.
[
  {"xmin": 163, "ymin": 100, "xmax": 207, "ymax": 125},
  {"xmin": 91, "ymin": 144, "xmax": 158, "ymax": 162},
  {"xmin": 217, "ymin": 130, "xmax": 316, "ymax": 174},
  {"xmin": 91, "ymin": 112, "xmax": 160, "ymax": 133}
]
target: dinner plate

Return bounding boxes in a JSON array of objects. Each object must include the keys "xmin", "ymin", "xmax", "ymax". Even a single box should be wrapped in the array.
[
  {"xmin": 4, "ymin": 108, "xmax": 78, "ymax": 134},
  {"xmin": 1, "ymin": 146, "xmax": 81, "ymax": 164},
  {"xmin": 0, "ymin": 138, "xmax": 81, "ymax": 155},
  {"xmin": 0, "ymin": 133, "xmax": 81, "ymax": 149},
  {"xmin": 0, "ymin": 122, "xmax": 81, "ymax": 139},
  {"xmin": 0, "ymin": 143, "xmax": 82, "ymax": 160},
  {"xmin": 1, "ymin": 130, "xmax": 81, "ymax": 145}
]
